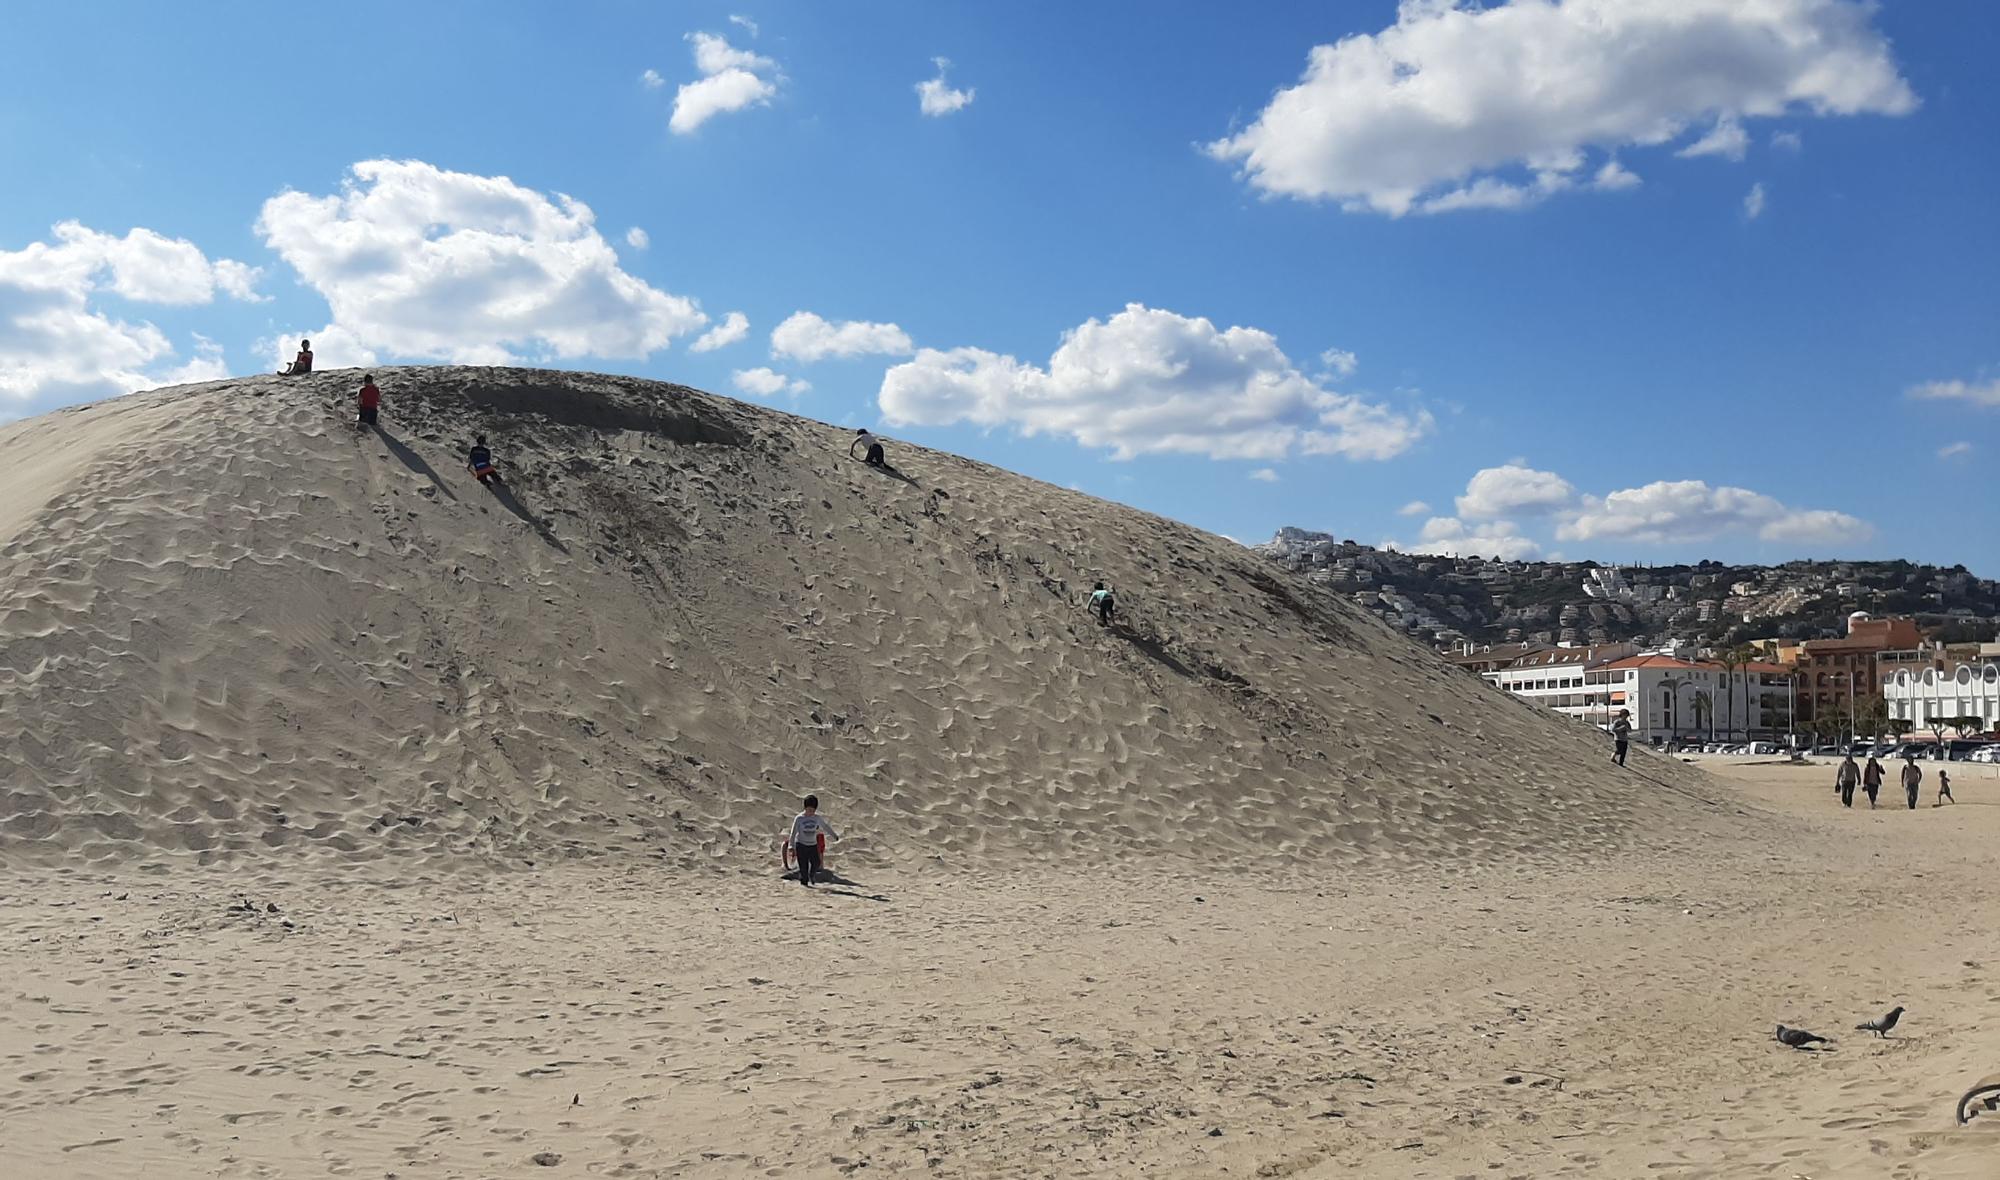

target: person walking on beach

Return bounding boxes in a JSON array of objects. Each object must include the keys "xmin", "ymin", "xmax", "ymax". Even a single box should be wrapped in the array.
[
  {"xmin": 1901, "ymin": 758, "xmax": 1922, "ymax": 810},
  {"xmin": 355, "ymin": 374, "xmax": 381, "ymax": 429},
  {"xmin": 1611, "ymin": 709, "xmax": 1632, "ymax": 767},
  {"xmin": 1835, "ymin": 754, "xmax": 1859, "ymax": 808},
  {"xmin": 850, "ymin": 428, "xmax": 886, "ymax": 468},
  {"xmin": 789, "ymin": 794, "xmax": 839, "ymax": 888},
  {"xmin": 1089, "ymin": 581, "xmax": 1116, "ymax": 627},
  {"xmin": 1937, "ymin": 768, "xmax": 1954, "ymax": 805},
  {"xmin": 280, "ymin": 339, "xmax": 313, "ymax": 376},
  {"xmin": 1862, "ymin": 755, "xmax": 1884, "ymax": 809}
]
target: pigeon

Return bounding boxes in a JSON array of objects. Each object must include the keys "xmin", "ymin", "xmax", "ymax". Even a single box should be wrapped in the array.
[
  {"xmin": 1776, "ymin": 1024, "xmax": 1830, "ymax": 1049},
  {"xmin": 1855, "ymin": 1006, "xmax": 1904, "ymax": 1038}
]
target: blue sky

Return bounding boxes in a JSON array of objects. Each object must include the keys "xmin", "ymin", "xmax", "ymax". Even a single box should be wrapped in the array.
[{"xmin": 2, "ymin": 1, "xmax": 1996, "ymax": 574}]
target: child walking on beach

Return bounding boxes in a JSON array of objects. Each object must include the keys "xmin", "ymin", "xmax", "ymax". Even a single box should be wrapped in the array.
[{"xmin": 789, "ymin": 794, "xmax": 839, "ymax": 888}]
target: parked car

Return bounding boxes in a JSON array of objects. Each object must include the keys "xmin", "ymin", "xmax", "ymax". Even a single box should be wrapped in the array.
[
  {"xmin": 1969, "ymin": 745, "xmax": 2000, "ymax": 764},
  {"xmin": 1748, "ymin": 742, "xmax": 1780, "ymax": 755}
]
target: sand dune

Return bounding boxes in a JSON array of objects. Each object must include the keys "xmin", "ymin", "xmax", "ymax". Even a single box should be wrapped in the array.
[
  {"xmin": 0, "ymin": 366, "xmax": 1732, "ymax": 871},
  {"xmin": 5, "ymin": 369, "xmax": 1994, "ymax": 1177}
]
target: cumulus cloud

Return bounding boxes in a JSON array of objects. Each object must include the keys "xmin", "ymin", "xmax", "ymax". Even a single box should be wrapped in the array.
[
  {"xmin": 690, "ymin": 310, "xmax": 750, "ymax": 353},
  {"xmin": 1772, "ymin": 129, "xmax": 1804, "ymax": 152},
  {"xmin": 1318, "ymin": 347, "xmax": 1359, "ymax": 379},
  {"xmin": 1556, "ymin": 479, "xmax": 1872, "ymax": 545},
  {"xmin": 625, "ymin": 226, "xmax": 650, "ymax": 250},
  {"xmin": 0, "ymin": 221, "xmax": 260, "ymax": 408},
  {"xmin": 1592, "ymin": 159, "xmax": 1643, "ymax": 191},
  {"xmin": 1249, "ymin": 467, "xmax": 1280, "ymax": 483},
  {"xmin": 771, "ymin": 311, "xmax": 913, "ymax": 362},
  {"xmin": 670, "ymin": 32, "xmax": 780, "ymax": 134},
  {"xmin": 728, "ymin": 14, "xmax": 759, "ymax": 37},
  {"xmin": 917, "ymin": 57, "xmax": 975, "ymax": 117},
  {"xmin": 1743, "ymin": 181, "xmax": 1768, "ymax": 220},
  {"xmin": 878, "ymin": 303, "xmax": 1432, "ymax": 462},
  {"xmin": 1401, "ymin": 516, "xmax": 1542, "ymax": 561},
  {"xmin": 257, "ymin": 159, "xmax": 707, "ymax": 365},
  {"xmin": 1678, "ymin": 116, "xmax": 1750, "ymax": 161},
  {"xmin": 1397, "ymin": 499, "xmax": 1432, "ymax": 517},
  {"xmin": 1206, "ymin": 0, "xmax": 1915, "ymax": 216},
  {"xmin": 641, "ymin": 68, "xmax": 665, "ymax": 90},
  {"xmin": 1938, "ymin": 441, "xmax": 1974, "ymax": 459},
  {"xmin": 732, "ymin": 366, "xmax": 809, "ymax": 397},
  {"xmin": 1455, "ymin": 464, "xmax": 1575, "ymax": 519},
  {"xmin": 1908, "ymin": 376, "xmax": 2000, "ymax": 407}
]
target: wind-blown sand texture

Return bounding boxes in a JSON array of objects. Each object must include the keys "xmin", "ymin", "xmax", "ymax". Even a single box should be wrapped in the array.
[
  {"xmin": 1, "ymin": 367, "xmax": 1728, "ymax": 869},
  {"xmin": 1, "ymin": 370, "xmax": 1994, "ymax": 1176}
]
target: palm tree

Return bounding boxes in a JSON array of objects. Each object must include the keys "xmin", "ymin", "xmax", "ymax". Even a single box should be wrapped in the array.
[
  {"xmin": 1719, "ymin": 643, "xmax": 1760, "ymax": 741},
  {"xmin": 1691, "ymin": 689, "xmax": 1713, "ymax": 743}
]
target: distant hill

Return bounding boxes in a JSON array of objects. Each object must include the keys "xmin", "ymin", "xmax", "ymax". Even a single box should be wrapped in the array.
[
  {"xmin": 1254, "ymin": 527, "xmax": 2000, "ymax": 651},
  {"xmin": 0, "ymin": 368, "xmax": 1735, "ymax": 869}
]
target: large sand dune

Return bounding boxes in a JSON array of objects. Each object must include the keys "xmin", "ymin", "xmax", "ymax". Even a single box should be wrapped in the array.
[{"xmin": 0, "ymin": 366, "xmax": 1728, "ymax": 870}]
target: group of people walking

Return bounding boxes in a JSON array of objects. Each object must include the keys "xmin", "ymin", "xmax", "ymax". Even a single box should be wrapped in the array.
[{"xmin": 1836, "ymin": 753, "xmax": 1952, "ymax": 809}]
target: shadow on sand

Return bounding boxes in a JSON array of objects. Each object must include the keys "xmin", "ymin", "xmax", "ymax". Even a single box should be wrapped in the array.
[
  {"xmin": 786, "ymin": 869, "xmax": 889, "ymax": 901},
  {"xmin": 864, "ymin": 461, "xmax": 918, "ymax": 487},
  {"xmin": 375, "ymin": 427, "xmax": 459, "ymax": 502},
  {"xmin": 483, "ymin": 479, "xmax": 569, "ymax": 554}
]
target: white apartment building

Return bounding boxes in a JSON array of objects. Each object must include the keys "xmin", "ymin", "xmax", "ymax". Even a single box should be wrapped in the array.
[
  {"xmin": 1885, "ymin": 663, "xmax": 2000, "ymax": 733},
  {"xmin": 1484, "ymin": 650, "xmax": 1784, "ymax": 742}
]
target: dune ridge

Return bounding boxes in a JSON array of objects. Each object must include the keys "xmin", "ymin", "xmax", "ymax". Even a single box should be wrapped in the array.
[{"xmin": 0, "ymin": 366, "xmax": 1736, "ymax": 870}]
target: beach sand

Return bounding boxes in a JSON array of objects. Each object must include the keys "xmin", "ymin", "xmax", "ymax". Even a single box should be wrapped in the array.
[
  {"xmin": 0, "ymin": 370, "xmax": 1995, "ymax": 1175},
  {"xmin": 3, "ymin": 758, "xmax": 1997, "ymax": 1177}
]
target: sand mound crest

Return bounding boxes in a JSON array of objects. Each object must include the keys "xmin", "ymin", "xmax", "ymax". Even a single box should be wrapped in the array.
[{"xmin": 0, "ymin": 367, "xmax": 1732, "ymax": 868}]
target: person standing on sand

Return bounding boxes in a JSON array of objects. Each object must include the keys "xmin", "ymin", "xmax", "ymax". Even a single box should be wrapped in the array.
[
  {"xmin": 356, "ymin": 374, "xmax": 381, "ymax": 429},
  {"xmin": 1862, "ymin": 755, "xmax": 1884, "ymax": 809},
  {"xmin": 280, "ymin": 339, "xmax": 313, "ymax": 376},
  {"xmin": 789, "ymin": 794, "xmax": 839, "ymax": 888},
  {"xmin": 1611, "ymin": 709, "xmax": 1632, "ymax": 767},
  {"xmin": 1835, "ymin": 754, "xmax": 1859, "ymax": 808},
  {"xmin": 1937, "ymin": 768, "xmax": 1954, "ymax": 805},
  {"xmin": 850, "ymin": 428, "xmax": 886, "ymax": 468},
  {"xmin": 1901, "ymin": 758, "xmax": 1922, "ymax": 810}
]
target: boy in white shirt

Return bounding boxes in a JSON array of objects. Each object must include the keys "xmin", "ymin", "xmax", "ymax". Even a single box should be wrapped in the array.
[{"xmin": 790, "ymin": 794, "xmax": 840, "ymax": 887}]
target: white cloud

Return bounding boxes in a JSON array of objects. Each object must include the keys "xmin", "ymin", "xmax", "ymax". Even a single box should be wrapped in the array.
[
  {"xmin": 771, "ymin": 310, "xmax": 913, "ymax": 362},
  {"xmin": 1743, "ymin": 181, "xmax": 1768, "ymax": 220},
  {"xmin": 1456, "ymin": 464, "xmax": 1575, "ymax": 519},
  {"xmin": 1677, "ymin": 116, "xmax": 1750, "ymax": 161},
  {"xmin": 1318, "ymin": 347, "xmax": 1359, "ymax": 378},
  {"xmin": 1397, "ymin": 499, "xmax": 1432, "ymax": 516},
  {"xmin": 732, "ymin": 366, "xmax": 809, "ymax": 397},
  {"xmin": 878, "ymin": 303, "xmax": 1432, "ymax": 462},
  {"xmin": 1249, "ymin": 467, "xmax": 1280, "ymax": 483},
  {"xmin": 641, "ymin": 68, "xmax": 665, "ymax": 90},
  {"xmin": 1772, "ymin": 130, "xmax": 1804, "ymax": 152},
  {"xmin": 1557, "ymin": 479, "xmax": 1871, "ymax": 545},
  {"xmin": 257, "ymin": 159, "xmax": 707, "ymax": 365},
  {"xmin": 1206, "ymin": 0, "xmax": 1915, "ymax": 216},
  {"xmin": 1909, "ymin": 377, "xmax": 2000, "ymax": 408},
  {"xmin": 1938, "ymin": 441, "xmax": 1974, "ymax": 459},
  {"xmin": 261, "ymin": 324, "xmax": 378, "ymax": 373},
  {"xmin": 1592, "ymin": 159, "xmax": 1642, "ymax": 191},
  {"xmin": 728, "ymin": 14, "xmax": 759, "ymax": 37},
  {"xmin": 0, "ymin": 221, "xmax": 259, "ymax": 408},
  {"xmin": 1404, "ymin": 516, "xmax": 1542, "ymax": 561},
  {"xmin": 671, "ymin": 32, "xmax": 779, "ymax": 134},
  {"xmin": 624, "ymin": 226, "xmax": 650, "ymax": 250},
  {"xmin": 917, "ymin": 57, "xmax": 975, "ymax": 117},
  {"xmin": 690, "ymin": 310, "xmax": 750, "ymax": 353}
]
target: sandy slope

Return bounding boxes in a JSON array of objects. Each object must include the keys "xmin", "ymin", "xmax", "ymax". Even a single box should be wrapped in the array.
[
  {"xmin": 0, "ymin": 366, "xmax": 1732, "ymax": 871},
  {"xmin": 1, "ymin": 761, "xmax": 1995, "ymax": 1178}
]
